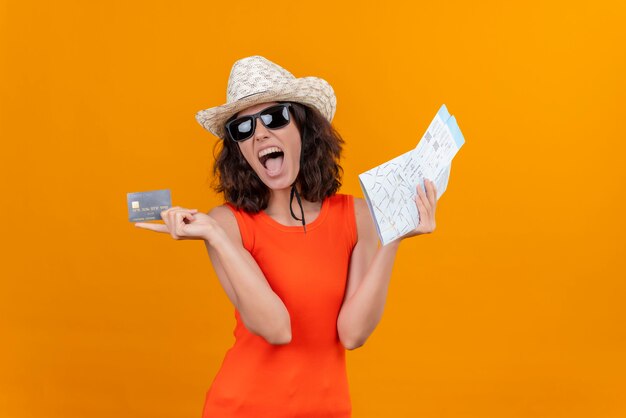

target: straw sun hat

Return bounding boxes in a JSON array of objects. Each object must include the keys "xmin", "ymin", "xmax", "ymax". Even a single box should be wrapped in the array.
[{"xmin": 195, "ymin": 55, "xmax": 337, "ymax": 139}]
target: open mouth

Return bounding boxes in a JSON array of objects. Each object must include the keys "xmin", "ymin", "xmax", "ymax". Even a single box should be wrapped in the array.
[{"xmin": 258, "ymin": 146, "xmax": 285, "ymax": 175}]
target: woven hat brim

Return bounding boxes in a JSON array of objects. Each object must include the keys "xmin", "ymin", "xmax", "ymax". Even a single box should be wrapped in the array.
[{"xmin": 195, "ymin": 76, "xmax": 336, "ymax": 139}]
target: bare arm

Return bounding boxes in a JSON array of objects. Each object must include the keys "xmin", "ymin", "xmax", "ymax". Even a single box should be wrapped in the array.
[
  {"xmin": 204, "ymin": 205, "xmax": 291, "ymax": 345},
  {"xmin": 337, "ymin": 181, "xmax": 437, "ymax": 350},
  {"xmin": 336, "ymin": 198, "xmax": 399, "ymax": 350}
]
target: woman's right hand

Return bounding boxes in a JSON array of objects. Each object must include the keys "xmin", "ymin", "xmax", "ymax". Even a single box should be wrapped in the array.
[{"xmin": 135, "ymin": 206, "xmax": 225, "ymax": 245}]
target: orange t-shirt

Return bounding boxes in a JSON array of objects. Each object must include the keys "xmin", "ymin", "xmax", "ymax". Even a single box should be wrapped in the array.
[{"xmin": 202, "ymin": 193, "xmax": 357, "ymax": 418}]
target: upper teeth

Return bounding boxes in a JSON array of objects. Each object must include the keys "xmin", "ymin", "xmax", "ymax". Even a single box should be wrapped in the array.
[{"xmin": 258, "ymin": 147, "xmax": 282, "ymax": 159}]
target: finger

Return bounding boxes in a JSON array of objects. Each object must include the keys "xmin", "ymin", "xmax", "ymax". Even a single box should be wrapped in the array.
[
  {"xmin": 163, "ymin": 207, "xmax": 197, "ymax": 217},
  {"xmin": 426, "ymin": 179, "xmax": 437, "ymax": 208},
  {"xmin": 165, "ymin": 208, "xmax": 197, "ymax": 237},
  {"xmin": 161, "ymin": 206, "xmax": 183, "ymax": 216},
  {"xmin": 161, "ymin": 207, "xmax": 173, "ymax": 219},
  {"xmin": 134, "ymin": 222, "xmax": 170, "ymax": 233},
  {"xmin": 423, "ymin": 181, "xmax": 436, "ymax": 230},
  {"xmin": 414, "ymin": 189, "xmax": 428, "ymax": 224},
  {"xmin": 175, "ymin": 211, "xmax": 196, "ymax": 236},
  {"xmin": 174, "ymin": 210, "xmax": 196, "ymax": 220},
  {"xmin": 164, "ymin": 209, "xmax": 178, "ymax": 239},
  {"xmin": 416, "ymin": 182, "xmax": 431, "ymax": 213}
]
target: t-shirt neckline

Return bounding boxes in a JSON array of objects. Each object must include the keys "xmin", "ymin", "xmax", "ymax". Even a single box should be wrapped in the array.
[{"xmin": 257, "ymin": 197, "xmax": 331, "ymax": 232}]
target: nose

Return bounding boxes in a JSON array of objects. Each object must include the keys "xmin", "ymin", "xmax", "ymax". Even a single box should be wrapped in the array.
[{"xmin": 252, "ymin": 115, "xmax": 271, "ymax": 142}]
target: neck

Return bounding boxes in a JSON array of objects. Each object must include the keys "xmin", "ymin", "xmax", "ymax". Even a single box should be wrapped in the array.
[
  {"xmin": 264, "ymin": 184, "xmax": 318, "ymax": 225},
  {"xmin": 266, "ymin": 184, "xmax": 301, "ymax": 215}
]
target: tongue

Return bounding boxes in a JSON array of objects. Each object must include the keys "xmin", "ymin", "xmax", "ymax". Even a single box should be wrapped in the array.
[{"xmin": 265, "ymin": 155, "xmax": 283, "ymax": 173}]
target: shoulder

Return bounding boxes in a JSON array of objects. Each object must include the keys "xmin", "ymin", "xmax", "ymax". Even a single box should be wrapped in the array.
[
  {"xmin": 352, "ymin": 197, "xmax": 377, "ymax": 245},
  {"xmin": 352, "ymin": 196, "xmax": 367, "ymax": 216},
  {"xmin": 207, "ymin": 204, "xmax": 235, "ymax": 221},
  {"xmin": 332, "ymin": 195, "xmax": 376, "ymax": 244},
  {"xmin": 207, "ymin": 204, "xmax": 243, "ymax": 247},
  {"xmin": 348, "ymin": 196, "xmax": 369, "ymax": 225}
]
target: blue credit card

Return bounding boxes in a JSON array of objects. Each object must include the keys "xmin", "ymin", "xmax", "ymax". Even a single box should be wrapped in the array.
[{"xmin": 126, "ymin": 189, "xmax": 172, "ymax": 222}]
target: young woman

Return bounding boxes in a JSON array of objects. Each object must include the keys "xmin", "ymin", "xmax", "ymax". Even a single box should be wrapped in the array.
[{"xmin": 135, "ymin": 55, "xmax": 437, "ymax": 418}]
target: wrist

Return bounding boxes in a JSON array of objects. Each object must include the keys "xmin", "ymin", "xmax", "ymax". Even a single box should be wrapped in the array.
[
  {"xmin": 387, "ymin": 239, "xmax": 401, "ymax": 250},
  {"xmin": 203, "ymin": 224, "xmax": 228, "ymax": 248}
]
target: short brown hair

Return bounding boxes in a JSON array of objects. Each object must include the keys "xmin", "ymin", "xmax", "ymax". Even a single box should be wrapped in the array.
[{"xmin": 209, "ymin": 101, "xmax": 344, "ymax": 213}]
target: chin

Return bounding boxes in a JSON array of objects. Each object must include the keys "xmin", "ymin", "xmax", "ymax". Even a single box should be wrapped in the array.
[{"xmin": 260, "ymin": 173, "xmax": 298, "ymax": 192}]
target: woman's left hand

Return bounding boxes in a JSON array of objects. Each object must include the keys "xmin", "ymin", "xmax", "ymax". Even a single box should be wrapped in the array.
[{"xmin": 403, "ymin": 179, "xmax": 437, "ymax": 239}]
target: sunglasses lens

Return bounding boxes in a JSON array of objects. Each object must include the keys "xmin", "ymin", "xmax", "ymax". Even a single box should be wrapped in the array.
[
  {"xmin": 226, "ymin": 104, "xmax": 291, "ymax": 142},
  {"xmin": 236, "ymin": 119, "xmax": 253, "ymax": 135},
  {"xmin": 260, "ymin": 105, "xmax": 290, "ymax": 129},
  {"xmin": 228, "ymin": 117, "xmax": 254, "ymax": 141}
]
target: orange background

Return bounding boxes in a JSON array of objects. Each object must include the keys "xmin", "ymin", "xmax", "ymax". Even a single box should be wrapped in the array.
[{"xmin": 1, "ymin": 1, "xmax": 625, "ymax": 417}]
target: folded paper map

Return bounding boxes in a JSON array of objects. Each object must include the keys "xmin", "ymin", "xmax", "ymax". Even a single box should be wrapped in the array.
[{"xmin": 358, "ymin": 104, "xmax": 465, "ymax": 245}]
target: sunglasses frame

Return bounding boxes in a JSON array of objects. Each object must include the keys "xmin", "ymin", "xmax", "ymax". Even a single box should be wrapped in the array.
[{"xmin": 225, "ymin": 102, "xmax": 293, "ymax": 142}]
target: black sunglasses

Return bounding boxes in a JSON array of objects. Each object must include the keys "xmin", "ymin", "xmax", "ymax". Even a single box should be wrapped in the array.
[{"xmin": 225, "ymin": 103, "xmax": 293, "ymax": 142}]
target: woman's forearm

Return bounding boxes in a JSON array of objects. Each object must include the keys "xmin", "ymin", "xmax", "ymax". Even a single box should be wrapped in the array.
[
  {"xmin": 206, "ymin": 228, "xmax": 292, "ymax": 344},
  {"xmin": 337, "ymin": 240, "xmax": 401, "ymax": 349}
]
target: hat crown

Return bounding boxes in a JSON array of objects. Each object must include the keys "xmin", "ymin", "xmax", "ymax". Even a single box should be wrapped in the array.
[
  {"xmin": 195, "ymin": 55, "xmax": 336, "ymax": 139},
  {"xmin": 226, "ymin": 56, "xmax": 295, "ymax": 103}
]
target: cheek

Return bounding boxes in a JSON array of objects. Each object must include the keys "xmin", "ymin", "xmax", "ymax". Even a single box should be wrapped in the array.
[
  {"xmin": 294, "ymin": 141, "xmax": 303, "ymax": 163},
  {"xmin": 287, "ymin": 129, "xmax": 302, "ymax": 161},
  {"xmin": 238, "ymin": 144, "xmax": 256, "ymax": 167},
  {"xmin": 292, "ymin": 144, "xmax": 302, "ymax": 164}
]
